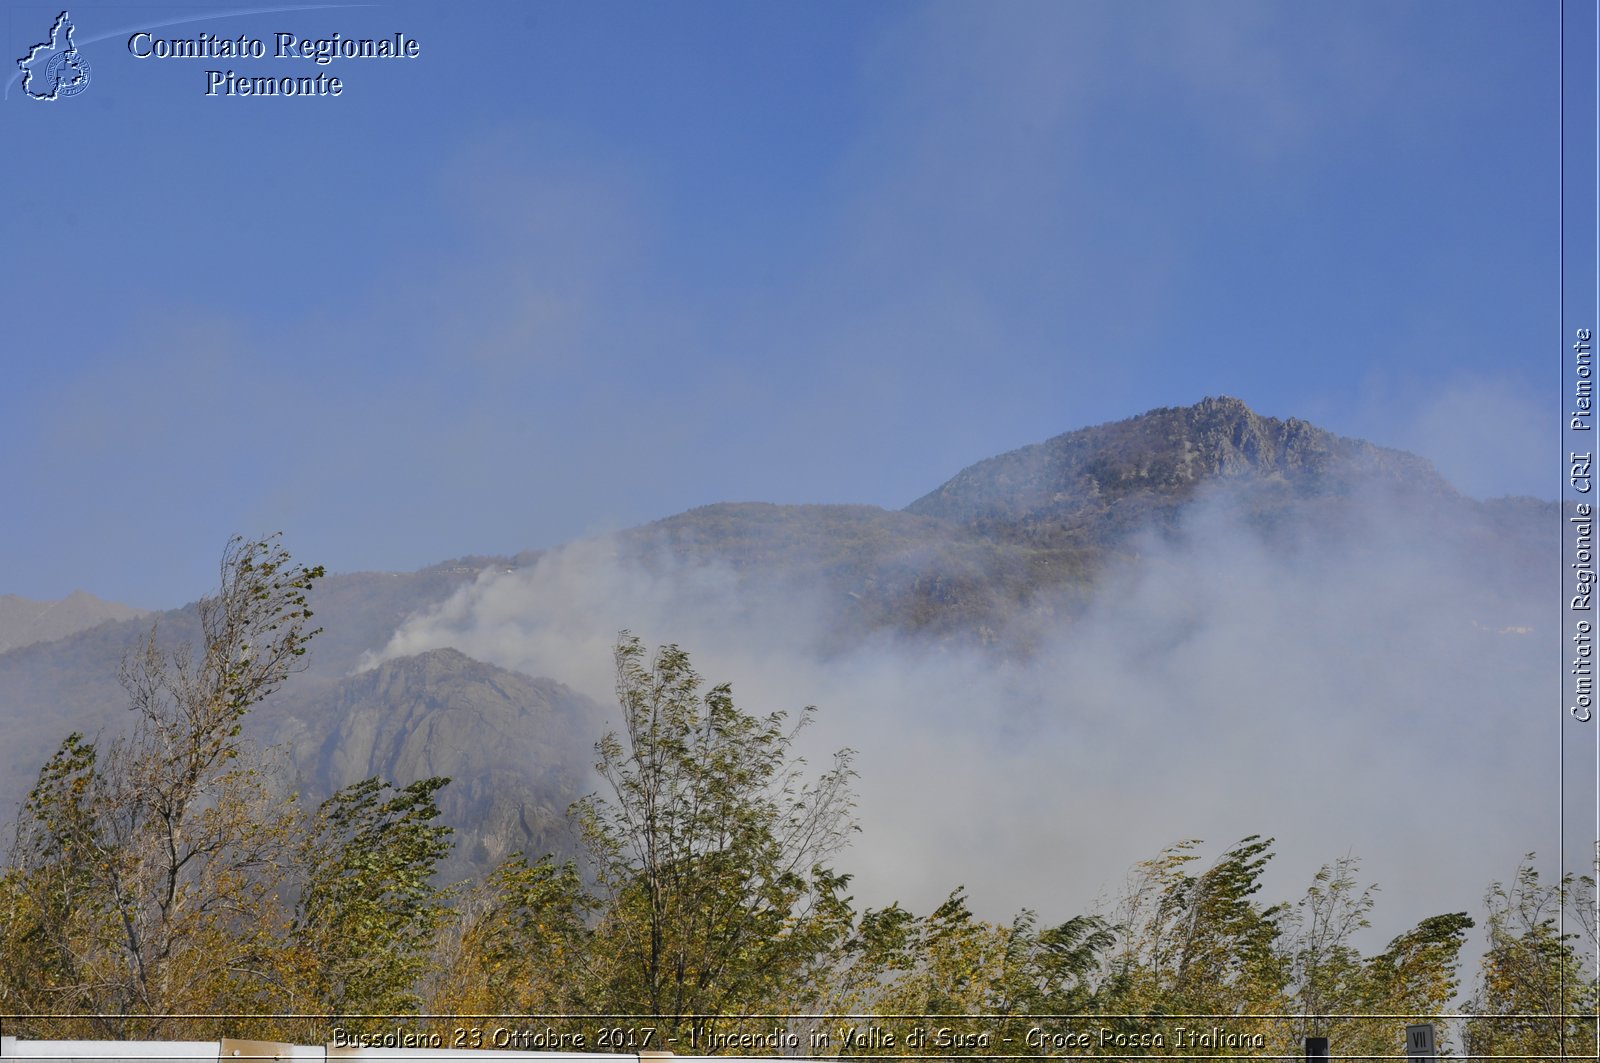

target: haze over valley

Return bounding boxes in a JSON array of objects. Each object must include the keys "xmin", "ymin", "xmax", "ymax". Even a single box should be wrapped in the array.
[{"xmin": 0, "ymin": 397, "xmax": 1553, "ymax": 950}]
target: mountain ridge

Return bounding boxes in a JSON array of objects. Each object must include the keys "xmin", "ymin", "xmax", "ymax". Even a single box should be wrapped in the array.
[
  {"xmin": 0, "ymin": 590, "xmax": 150, "ymax": 655},
  {"xmin": 0, "ymin": 395, "xmax": 1549, "ymax": 881},
  {"xmin": 906, "ymin": 395, "xmax": 1458, "ymax": 528}
]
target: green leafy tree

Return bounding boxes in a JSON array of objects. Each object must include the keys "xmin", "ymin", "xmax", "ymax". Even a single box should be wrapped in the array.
[
  {"xmin": 1465, "ymin": 859, "xmax": 1598, "ymax": 1062},
  {"xmin": 1283, "ymin": 857, "xmax": 1471, "ymax": 1056},
  {"xmin": 427, "ymin": 852, "xmax": 595, "ymax": 1016},
  {"xmin": 1358, "ymin": 911, "xmax": 1474, "ymax": 1051},
  {"xmin": 290, "ymin": 776, "xmax": 454, "ymax": 1024},
  {"xmin": 861, "ymin": 888, "xmax": 1016, "ymax": 1051},
  {"xmin": 1100, "ymin": 837, "xmax": 1290, "ymax": 1054},
  {"xmin": 832, "ymin": 888, "xmax": 1114, "ymax": 1056},
  {"xmin": 1285, "ymin": 856, "xmax": 1376, "ymax": 1045},
  {"xmin": 573, "ymin": 633, "xmax": 858, "ymax": 1041},
  {"xmin": 1005, "ymin": 911, "xmax": 1118, "ymax": 1049}
]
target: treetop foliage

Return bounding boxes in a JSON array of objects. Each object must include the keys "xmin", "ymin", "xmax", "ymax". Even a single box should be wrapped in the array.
[{"xmin": 573, "ymin": 632, "xmax": 858, "ymax": 1037}]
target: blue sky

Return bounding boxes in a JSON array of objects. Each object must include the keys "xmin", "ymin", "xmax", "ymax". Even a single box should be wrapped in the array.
[{"xmin": 3, "ymin": 1, "xmax": 1563, "ymax": 608}]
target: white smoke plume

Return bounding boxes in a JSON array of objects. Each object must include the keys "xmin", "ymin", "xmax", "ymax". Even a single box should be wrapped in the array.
[{"xmin": 366, "ymin": 484, "xmax": 1552, "ymax": 954}]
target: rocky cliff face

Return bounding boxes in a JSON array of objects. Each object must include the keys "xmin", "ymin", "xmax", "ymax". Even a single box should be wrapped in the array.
[
  {"xmin": 256, "ymin": 648, "xmax": 604, "ymax": 875},
  {"xmin": 905, "ymin": 396, "xmax": 1456, "ymax": 530}
]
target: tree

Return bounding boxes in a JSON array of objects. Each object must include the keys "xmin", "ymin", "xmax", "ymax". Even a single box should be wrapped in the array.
[
  {"xmin": 857, "ymin": 888, "xmax": 1016, "ymax": 1047},
  {"xmin": 1009, "ymin": 911, "xmax": 1118, "ymax": 1044},
  {"xmin": 1285, "ymin": 856, "xmax": 1376, "ymax": 1045},
  {"xmin": 289, "ymin": 776, "xmax": 455, "ymax": 1025},
  {"xmin": 0, "ymin": 535, "xmax": 322, "ymax": 1037},
  {"xmin": 829, "ymin": 888, "xmax": 1114, "ymax": 1056},
  {"xmin": 427, "ymin": 853, "xmax": 595, "ymax": 1017},
  {"xmin": 1099, "ymin": 837, "xmax": 1290, "ymax": 1053},
  {"xmin": 1465, "ymin": 859, "xmax": 1598, "ymax": 1062},
  {"xmin": 1282, "ymin": 857, "xmax": 1471, "ymax": 1057},
  {"xmin": 573, "ymin": 633, "xmax": 858, "ymax": 1040}
]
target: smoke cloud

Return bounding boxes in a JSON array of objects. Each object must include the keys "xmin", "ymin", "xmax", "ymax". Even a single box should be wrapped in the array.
[{"xmin": 366, "ymin": 482, "xmax": 1550, "ymax": 954}]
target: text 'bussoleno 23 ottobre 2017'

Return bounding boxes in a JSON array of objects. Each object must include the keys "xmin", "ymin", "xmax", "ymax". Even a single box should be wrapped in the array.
[{"xmin": 126, "ymin": 30, "xmax": 422, "ymax": 97}]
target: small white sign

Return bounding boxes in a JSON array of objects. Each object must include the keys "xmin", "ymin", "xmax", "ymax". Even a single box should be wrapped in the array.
[{"xmin": 1405, "ymin": 1023, "xmax": 1437, "ymax": 1059}]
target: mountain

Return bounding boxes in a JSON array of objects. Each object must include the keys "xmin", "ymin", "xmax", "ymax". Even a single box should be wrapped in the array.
[
  {"xmin": 619, "ymin": 398, "xmax": 1491, "ymax": 651},
  {"xmin": 906, "ymin": 395, "xmax": 1456, "ymax": 532},
  {"xmin": 254, "ymin": 648, "xmax": 601, "ymax": 876},
  {"xmin": 0, "ymin": 396, "xmax": 1553, "ymax": 880},
  {"xmin": 0, "ymin": 590, "xmax": 148, "ymax": 654}
]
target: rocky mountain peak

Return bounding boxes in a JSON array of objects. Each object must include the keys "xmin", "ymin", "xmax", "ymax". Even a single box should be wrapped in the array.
[{"xmin": 905, "ymin": 396, "xmax": 1454, "ymax": 528}]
